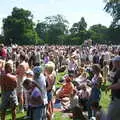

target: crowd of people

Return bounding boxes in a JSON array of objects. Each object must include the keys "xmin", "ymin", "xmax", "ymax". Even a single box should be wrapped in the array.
[{"xmin": 0, "ymin": 44, "xmax": 120, "ymax": 120}]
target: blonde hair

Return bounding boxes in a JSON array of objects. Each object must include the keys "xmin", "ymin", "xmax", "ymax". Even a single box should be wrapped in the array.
[
  {"xmin": 45, "ymin": 63, "xmax": 54, "ymax": 74},
  {"xmin": 79, "ymin": 67, "xmax": 85, "ymax": 74},
  {"xmin": 81, "ymin": 72, "xmax": 88, "ymax": 78},
  {"xmin": 47, "ymin": 61, "xmax": 55, "ymax": 70}
]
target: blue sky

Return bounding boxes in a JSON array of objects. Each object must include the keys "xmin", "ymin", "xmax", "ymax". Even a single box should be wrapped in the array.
[{"xmin": 0, "ymin": 0, "xmax": 112, "ymax": 33}]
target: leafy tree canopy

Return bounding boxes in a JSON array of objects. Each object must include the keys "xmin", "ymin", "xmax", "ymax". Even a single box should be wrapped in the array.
[{"xmin": 3, "ymin": 7, "xmax": 41, "ymax": 45}]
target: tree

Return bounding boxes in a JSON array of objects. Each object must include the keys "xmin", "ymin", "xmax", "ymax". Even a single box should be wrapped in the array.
[
  {"xmin": 35, "ymin": 22, "xmax": 48, "ymax": 42},
  {"xmin": 0, "ymin": 34, "xmax": 4, "ymax": 44},
  {"xmin": 70, "ymin": 17, "xmax": 87, "ymax": 34},
  {"xmin": 107, "ymin": 25, "xmax": 120, "ymax": 44},
  {"xmin": 3, "ymin": 7, "xmax": 41, "ymax": 45},
  {"xmin": 88, "ymin": 24, "xmax": 108, "ymax": 44},
  {"xmin": 104, "ymin": 0, "xmax": 120, "ymax": 26},
  {"xmin": 36, "ymin": 14, "xmax": 69, "ymax": 45},
  {"xmin": 69, "ymin": 17, "xmax": 89, "ymax": 44}
]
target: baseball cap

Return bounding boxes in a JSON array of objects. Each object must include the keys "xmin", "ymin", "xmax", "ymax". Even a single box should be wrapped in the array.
[{"xmin": 33, "ymin": 66, "xmax": 42, "ymax": 74}]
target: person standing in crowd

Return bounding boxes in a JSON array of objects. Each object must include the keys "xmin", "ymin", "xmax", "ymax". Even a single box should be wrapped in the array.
[
  {"xmin": 102, "ymin": 61, "xmax": 109, "ymax": 84},
  {"xmin": 106, "ymin": 56, "xmax": 120, "ymax": 120},
  {"xmin": 16, "ymin": 53, "xmax": 29, "ymax": 112},
  {"xmin": 93, "ymin": 52, "xmax": 99, "ymax": 64},
  {"xmin": 87, "ymin": 64, "xmax": 103, "ymax": 119},
  {"xmin": 23, "ymin": 79, "xmax": 45, "ymax": 120},
  {"xmin": 0, "ymin": 44, "xmax": 7, "ymax": 60},
  {"xmin": 0, "ymin": 61, "xmax": 18, "ymax": 120},
  {"xmin": 23, "ymin": 69, "xmax": 34, "ymax": 119},
  {"xmin": 91, "ymin": 102, "xmax": 106, "ymax": 120},
  {"xmin": 16, "ymin": 64, "xmax": 26, "ymax": 113},
  {"xmin": 99, "ymin": 54, "xmax": 104, "ymax": 69},
  {"xmin": 68, "ymin": 55, "xmax": 78, "ymax": 75},
  {"xmin": 44, "ymin": 63, "xmax": 55, "ymax": 120},
  {"xmin": 44, "ymin": 52, "xmax": 49, "ymax": 64},
  {"xmin": 33, "ymin": 66, "xmax": 48, "ymax": 120}
]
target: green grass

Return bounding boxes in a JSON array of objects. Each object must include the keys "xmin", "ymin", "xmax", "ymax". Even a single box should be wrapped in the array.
[{"xmin": 3, "ymin": 72, "xmax": 111, "ymax": 120}]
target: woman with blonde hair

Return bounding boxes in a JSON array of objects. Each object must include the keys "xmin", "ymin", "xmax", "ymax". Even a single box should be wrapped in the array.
[
  {"xmin": 16, "ymin": 64, "xmax": 26, "ymax": 112},
  {"xmin": 44, "ymin": 63, "xmax": 55, "ymax": 120}
]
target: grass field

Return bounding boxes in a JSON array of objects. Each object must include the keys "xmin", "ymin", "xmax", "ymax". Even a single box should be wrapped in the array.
[{"xmin": 2, "ymin": 72, "xmax": 111, "ymax": 120}]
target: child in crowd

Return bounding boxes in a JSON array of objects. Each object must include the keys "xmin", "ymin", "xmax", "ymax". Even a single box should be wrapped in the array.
[
  {"xmin": 24, "ymin": 69, "xmax": 34, "ymax": 119},
  {"xmin": 91, "ymin": 102, "xmax": 106, "ymax": 120},
  {"xmin": 102, "ymin": 61, "xmax": 109, "ymax": 84},
  {"xmin": 23, "ymin": 79, "xmax": 45, "ymax": 120},
  {"xmin": 78, "ymin": 84, "xmax": 89, "ymax": 111},
  {"xmin": 70, "ymin": 89, "xmax": 79, "ymax": 110}
]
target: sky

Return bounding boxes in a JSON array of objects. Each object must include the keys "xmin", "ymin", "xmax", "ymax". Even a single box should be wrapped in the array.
[{"xmin": 0, "ymin": 0, "xmax": 112, "ymax": 33}]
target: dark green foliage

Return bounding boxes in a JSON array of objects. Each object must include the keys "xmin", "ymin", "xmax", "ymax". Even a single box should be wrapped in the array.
[
  {"xmin": 69, "ymin": 17, "xmax": 89, "ymax": 45},
  {"xmin": 0, "ymin": 34, "xmax": 4, "ymax": 44},
  {"xmin": 3, "ymin": 7, "xmax": 41, "ymax": 45},
  {"xmin": 2, "ymin": 6, "xmax": 120, "ymax": 45},
  {"xmin": 107, "ymin": 25, "xmax": 120, "ymax": 44},
  {"xmin": 36, "ymin": 14, "xmax": 69, "ymax": 45},
  {"xmin": 88, "ymin": 24, "xmax": 108, "ymax": 44},
  {"xmin": 104, "ymin": 0, "xmax": 120, "ymax": 44},
  {"xmin": 104, "ymin": 1, "xmax": 120, "ymax": 26}
]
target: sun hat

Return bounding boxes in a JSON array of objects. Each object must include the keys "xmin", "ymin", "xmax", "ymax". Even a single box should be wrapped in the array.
[{"xmin": 26, "ymin": 69, "xmax": 34, "ymax": 76}]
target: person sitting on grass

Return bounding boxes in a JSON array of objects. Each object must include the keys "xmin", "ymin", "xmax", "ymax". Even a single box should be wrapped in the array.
[
  {"xmin": 0, "ymin": 61, "xmax": 18, "ymax": 120},
  {"xmin": 56, "ymin": 74, "xmax": 74, "ymax": 99},
  {"xmin": 55, "ymin": 74, "xmax": 74, "ymax": 111}
]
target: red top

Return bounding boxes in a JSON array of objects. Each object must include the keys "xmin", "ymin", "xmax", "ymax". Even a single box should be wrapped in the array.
[{"xmin": 0, "ymin": 73, "xmax": 17, "ymax": 91}]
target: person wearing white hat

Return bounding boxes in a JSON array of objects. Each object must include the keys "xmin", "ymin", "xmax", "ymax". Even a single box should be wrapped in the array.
[
  {"xmin": 106, "ymin": 56, "xmax": 120, "ymax": 120},
  {"xmin": 33, "ymin": 66, "xmax": 48, "ymax": 120}
]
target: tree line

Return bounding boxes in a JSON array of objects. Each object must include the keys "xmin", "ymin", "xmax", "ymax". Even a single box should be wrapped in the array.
[{"xmin": 0, "ymin": 0, "xmax": 120, "ymax": 45}]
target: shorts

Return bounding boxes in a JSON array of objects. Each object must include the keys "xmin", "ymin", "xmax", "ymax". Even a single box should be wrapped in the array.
[
  {"xmin": 47, "ymin": 92, "xmax": 52, "ymax": 102},
  {"xmin": 0, "ymin": 90, "xmax": 18, "ymax": 111},
  {"xmin": 16, "ymin": 86, "xmax": 24, "ymax": 94}
]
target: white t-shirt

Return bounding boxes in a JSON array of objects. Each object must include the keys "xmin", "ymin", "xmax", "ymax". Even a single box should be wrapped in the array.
[
  {"xmin": 104, "ymin": 51, "xmax": 111, "ymax": 61},
  {"xmin": 68, "ymin": 60, "xmax": 77, "ymax": 71}
]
